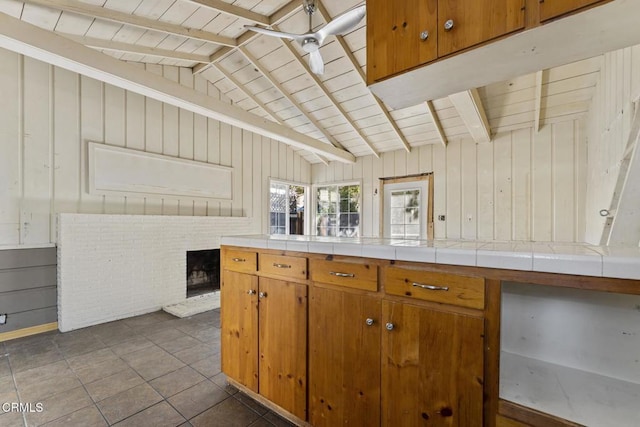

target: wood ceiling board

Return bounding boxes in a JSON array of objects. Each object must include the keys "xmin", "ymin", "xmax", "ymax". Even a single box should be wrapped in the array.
[
  {"xmin": 331, "ymin": 83, "xmax": 369, "ymax": 102},
  {"xmin": 321, "ymin": 70, "xmax": 360, "ymax": 92},
  {"xmin": 111, "ymin": 25, "xmax": 146, "ymax": 45},
  {"xmin": 21, "ymin": 3, "xmax": 60, "ymax": 29},
  {"xmin": 546, "ymin": 56, "xmax": 602, "ymax": 82},
  {"xmin": 85, "ymin": 19, "xmax": 125, "ymax": 40},
  {"xmin": 53, "ymin": 12, "xmax": 94, "ymax": 35},
  {"xmin": 154, "ymin": 1, "xmax": 200, "ymax": 25},
  {"xmin": 132, "ymin": 0, "xmax": 175, "ymax": 20},
  {"xmin": 544, "ymin": 74, "xmax": 599, "ymax": 97},
  {"xmin": 0, "ymin": 1, "xmax": 25, "ymax": 17},
  {"xmin": 487, "ymin": 99, "xmax": 536, "ymax": 120},
  {"xmin": 480, "ymin": 74, "xmax": 537, "ymax": 98},
  {"xmin": 104, "ymin": 0, "xmax": 144, "ymax": 15}
]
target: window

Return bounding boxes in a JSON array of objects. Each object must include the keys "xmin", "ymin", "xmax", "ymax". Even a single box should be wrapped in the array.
[
  {"xmin": 315, "ymin": 183, "xmax": 361, "ymax": 237},
  {"xmin": 381, "ymin": 174, "xmax": 433, "ymax": 240},
  {"xmin": 269, "ymin": 180, "xmax": 307, "ymax": 235}
]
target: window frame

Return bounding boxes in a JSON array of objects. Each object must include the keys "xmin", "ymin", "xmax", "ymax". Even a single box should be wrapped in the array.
[
  {"xmin": 312, "ymin": 180, "xmax": 363, "ymax": 238},
  {"xmin": 379, "ymin": 173, "xmax": 434, "ymax": 240},
  {"xmin": 267, "ymin": 178, "xmax": 310, "ymax": 236}
]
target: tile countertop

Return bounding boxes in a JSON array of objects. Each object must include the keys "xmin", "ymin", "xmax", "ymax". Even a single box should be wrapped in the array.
[{"xmin": 220, "ymin": 235, "xmax": 640, "ymax": 281}]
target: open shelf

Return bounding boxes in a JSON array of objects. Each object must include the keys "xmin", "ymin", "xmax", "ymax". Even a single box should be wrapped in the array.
[{"xmin": 500, "ymin": 351, "xmax": 640, "ymax": 426}]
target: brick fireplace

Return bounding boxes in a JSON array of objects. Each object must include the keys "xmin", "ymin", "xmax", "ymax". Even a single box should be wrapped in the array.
[{"xmin": 57, "ymin": 213, "xmax": 255, "ymax": 332}]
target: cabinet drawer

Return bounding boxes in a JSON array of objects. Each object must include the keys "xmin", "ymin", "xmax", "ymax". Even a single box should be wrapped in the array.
[
  {"xmin": 310, "ymin": 259, "xmax": 378, "ymax": 292},
  {"xmin": 384, "ymin": 267, "xmax": 484, "ymax": 309},
  {"xmin": 222, "ymin": 249, "xmax": 257, "ymax": 274},
  {"xmin": 259, "ymin": 253, "xmax": 308, "ymax": 280}
]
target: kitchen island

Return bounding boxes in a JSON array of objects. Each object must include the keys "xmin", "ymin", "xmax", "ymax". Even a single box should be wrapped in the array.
[{"xmin": 220, "ymin": 235, "xmax": 640, "ymax": 427}]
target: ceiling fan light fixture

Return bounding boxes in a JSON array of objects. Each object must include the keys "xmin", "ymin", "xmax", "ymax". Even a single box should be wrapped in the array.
[{"xmin": 301, "ymin": 38, "xmax": 319, "ymax": 52}]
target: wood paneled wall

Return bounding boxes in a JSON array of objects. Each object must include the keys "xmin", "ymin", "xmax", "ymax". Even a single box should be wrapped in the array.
[
  {"xmin": 312, "ymin": 123, "xmax": 587, "ymax": 242},
  {"xmin": 0, "ymin": 48, "xmax": 311, "ymax": 246},
  {"xmin": 584, "ymin": 45, "xmax": 640, "ymax": 245}
]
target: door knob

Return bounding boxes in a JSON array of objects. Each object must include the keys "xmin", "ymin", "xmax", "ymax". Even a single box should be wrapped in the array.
[
  {"xmin": 420, "ymin": 30, "xmax": 429, "ymax": 41},
  {"xmin": 366, "ymin": 318, "xmax": 374, "ymax": 326},
  {"xmin": 247, "ymin": 289, "xmax": 256, "ymax": 295},
  {"xmin": 444, "ymin": 19, "xmax": 454, "ymax": 31},
  {"xmin": 385, "ymin": 323, "xmax": 394, "ymax": 331},
  {"xmin": 258, "ymin": 292, "xmax": 267, "ymax": 298}
]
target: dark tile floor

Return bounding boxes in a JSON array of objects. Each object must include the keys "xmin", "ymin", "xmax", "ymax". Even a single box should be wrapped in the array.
[{"xmin": 0, "ymin": 309, "xmax": 295, "ymax": 427}]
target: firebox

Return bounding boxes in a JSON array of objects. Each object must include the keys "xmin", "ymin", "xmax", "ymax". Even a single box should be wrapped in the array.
[{"xmin": 186, "ymin": 249, "xmax": 220, "ymax": 298}]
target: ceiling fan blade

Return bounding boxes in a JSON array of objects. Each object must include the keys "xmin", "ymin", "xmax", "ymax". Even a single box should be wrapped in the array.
[
  {"xmin": 309, "ymin": 49, "xmax": 324, "ymax": 75},
  {"xmin": 244, "ymin": 25, "xmax": 306, "ymax": 41},
  {"xmin": 316, "ymin": 4, "xmax": 366, "ymax": 43}
]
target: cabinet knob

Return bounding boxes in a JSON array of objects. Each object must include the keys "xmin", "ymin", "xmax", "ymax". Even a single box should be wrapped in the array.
[
  {"xmin": 385, "ymin": 323, "xmax": 394, "ymax": 331},
  {"xmin": 420, "ymin": 30, "xmax": 429, "ymax": 41},
  {"xmin": 247, "ymin": 289, "xmax": 257, "ymax": 295},
  {"xmin": 444, "ymin": 19, "xmax": 454, "ymax": 31},
  {"xmin": 366, "ymin": 318, "xmax": 374, "ymax": 326},
  {"xmin": 258, "ymin": 292, "xmax": 267, "ymax": 298}
]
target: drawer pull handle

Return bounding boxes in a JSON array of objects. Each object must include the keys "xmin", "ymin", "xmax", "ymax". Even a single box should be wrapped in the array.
[
  {"xmin": 259, "ymin": 292, "xmax": 267, "ymax": 298},
  {"xmin": 412, "ymin": 282, "xmax": 449, "ymax": 291},
  {"xmin": 232, "ymin": 258, "xmax": 246, "ymax": 263},
  {"xmin": 273, "ymin": 263, "xmax": 291, "ymax": 269},
  {"xmin": 247, "ymin": 289, "xmax": 257, "ymax": 295},
  {"xmin": 330, "ymin": 272, "xmax": 355, "ymax": 278},
  {"xmin": 366, "ymin": 318, "xmax": 374, "ymax": 326}
]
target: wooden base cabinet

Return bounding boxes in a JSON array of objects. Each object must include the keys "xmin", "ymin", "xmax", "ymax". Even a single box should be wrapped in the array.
[
  {"xmin": 308, "ymin": 287, "xmax": 381, "ymax": 427},
  {"xmin": 221, "ymin": 270, "xmax": 259, "ymax": 392},
  {"xmin": 221, "ymin": 268, "xmax": 307, "ymax": 420},
  {"xmin": 381, "ymin": 301, "xmax": 485, "ymax": 427}
]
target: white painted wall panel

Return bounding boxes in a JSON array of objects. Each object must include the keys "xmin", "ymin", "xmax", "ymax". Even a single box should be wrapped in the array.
[
  {"xmin": 585, "ymin": 45, "xmax": 640, "ymax": 244},
  {"xmin": 312, "ymin": 124, "xmax": 586, "ymax": 242},
  {"xmin": 0, "ymin": 47, "xmax": 311, "ymax": 245}
]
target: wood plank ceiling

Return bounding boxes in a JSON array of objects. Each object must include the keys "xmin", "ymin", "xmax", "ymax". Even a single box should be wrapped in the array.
[{"xmin": 0, "ymin": 0, "xmax": 602, "ymax": 164}]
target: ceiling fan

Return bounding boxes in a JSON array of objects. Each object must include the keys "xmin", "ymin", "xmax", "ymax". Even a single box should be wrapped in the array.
[{"xmin": 244, "ymin": 1, "xmax": 366, "ymax": 75}]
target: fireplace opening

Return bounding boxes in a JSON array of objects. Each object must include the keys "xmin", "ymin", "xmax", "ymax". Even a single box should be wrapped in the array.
[{"xmin": 186, "ymin": 249, "xmax": 220, "ymax": 298}]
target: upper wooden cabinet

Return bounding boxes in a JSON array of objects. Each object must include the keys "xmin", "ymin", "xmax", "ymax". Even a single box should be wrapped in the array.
[
  {"xmin": 540, "ymin": 0, "xmax": 605, "ymax": 21},
  {"xmin": 437, "ymin": 0, "xmax": 525, "ymax": 57},
  {"xmin": 366, "ymin": 0, "xmax": 524, "ymax": 85},
  {"xmin": 367, "ymin": 0, "xmax": 438, "ymax": 84}
]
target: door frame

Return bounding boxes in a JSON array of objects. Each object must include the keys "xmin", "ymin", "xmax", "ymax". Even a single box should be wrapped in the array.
[{"xmin": 379, "ymin": 173, "xmax": 434, "ymax": 240}]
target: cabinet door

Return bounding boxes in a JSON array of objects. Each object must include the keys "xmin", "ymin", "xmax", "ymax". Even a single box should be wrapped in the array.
[
  {"xmin": 366, "ymin": 0, "xmax": 438, "ymax": 84},
  {"xmin": 381, "ymin": 301, "xmax": 484, "ymax": 427},
  {"xmin": 438, "ymin": 0, "xmax": 525, "ymax": 57},
  {"xmin": 258, "ymin": 278, "xmax": 307, "ymax": 420},
  {"xmin": 309, "ymin": 287, "xmax": 381, "ymax": 427},
  {"xmin": 221, "ymin": 270, "xmax": 259, "ymax": 392},
  {"xmin": 540, "ymin": 0, "xmax": 603, "ymax": 21}
]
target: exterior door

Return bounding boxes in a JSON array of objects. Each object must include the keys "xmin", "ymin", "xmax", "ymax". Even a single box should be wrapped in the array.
[
  {"xmin": 382, "ymin": 179, "xmax": 429, "ymax": 240},
  {"xmin": 309, "ymin": 286, "xmax": 381, "ymax": 426},
  {"xmin": 221, "ymin": 270, "xmax": 259, "ymax": 392},
  {"xmin": 381, "ymin": 300, "xmax": 485, "ymax": 426}
]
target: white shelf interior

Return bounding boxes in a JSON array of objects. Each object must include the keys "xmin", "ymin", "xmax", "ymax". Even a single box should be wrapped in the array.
[
  {"xmin": 500, "ymin": 282, "xmax": 640, "ymax": 427},
  {"xmin": 500, "ymin": 351, "xmax": 640, "ymax": 427}
]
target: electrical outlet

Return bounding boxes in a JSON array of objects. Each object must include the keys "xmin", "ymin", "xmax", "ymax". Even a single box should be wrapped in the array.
[
  {"xmin": 438, "ymin": 215, "xmax": 446, "ymax": 221},
  {"xmin": 0, "ymin": 314, "xmax": 6, "ymax": 325}
]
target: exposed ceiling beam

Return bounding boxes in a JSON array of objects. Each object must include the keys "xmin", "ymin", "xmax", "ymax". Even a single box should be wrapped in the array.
[
  {"xmin": 274, "ymin": 31, "xmax": 379, "ymax": 158},
  {"xmin": 449, "ymin": 88, "xmax": 492, "ymax": 144},
  {"xmin": 22, "ymin": 0, "xmax": 237, "ymax": 47},
  {"xmin": 193, "ymin": 0, "xmax": 302, "ymax": 75},
  {"xmin": 0, "ymin": 13, "xmax": 354, "ymax": 163},
  {"xmin": 315, "ymin": 1, "xmax": 410, "ymax": 153},
  {"xmin": 238, "ymin": 45, "xmax": 347, "ymax": 153},
  {"xmin": 60, "ymin": 34, "xmax": 211, "ymax": 63},
  {"xmin": 425, "ymin": 101, "xmax": 448, "ymax": 147},
  {"xmin": 534, "ymin": 70, "xmax": 545, "ymax": 132},
  {"xmin": 183, "ymin": 0, "xmax": 270, "ymax": 25},
  {"xmin": 213, "ymin": 63, "xmax": 329, "ymax": 166}
]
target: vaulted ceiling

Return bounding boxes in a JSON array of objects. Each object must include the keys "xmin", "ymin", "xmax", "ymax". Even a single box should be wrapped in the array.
[{"xmin": 0, "ymin": 0, "xmax": 602, "ymax": 164}]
